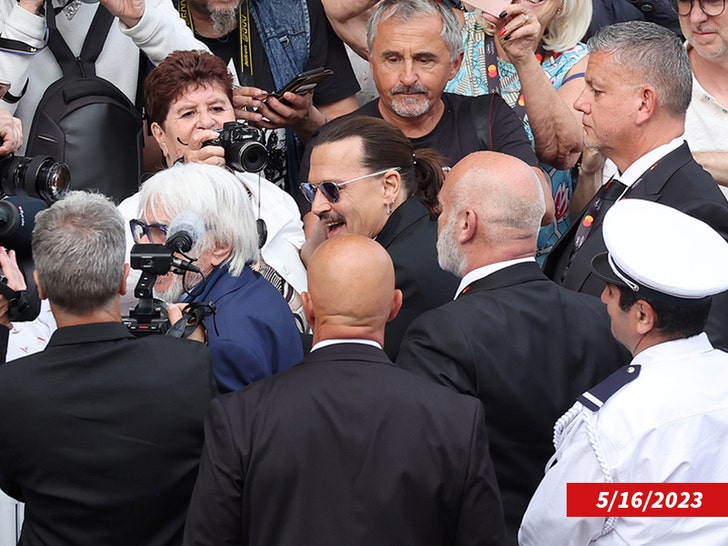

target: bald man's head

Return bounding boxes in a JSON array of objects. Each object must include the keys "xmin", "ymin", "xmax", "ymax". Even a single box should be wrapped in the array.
[
  {"xmin": 437, "ymin": 152, "xmax": 545, "ymax": 274},
  {"xmin": 303, "ymin": 234, "xmax": 402, "ymax": 344}
]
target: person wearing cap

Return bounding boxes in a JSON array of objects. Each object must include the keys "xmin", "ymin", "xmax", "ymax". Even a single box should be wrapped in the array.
[
  {"xmin": 541, "ymin": 21, "xmax": 728, "ymax": 351},
  {"xmin": 396, "ymin": 151, "xmax": 629, "ymax": 546},
  {"xmin": 519, "ymin": 199, "xmax": 728, "ymax": 545}
]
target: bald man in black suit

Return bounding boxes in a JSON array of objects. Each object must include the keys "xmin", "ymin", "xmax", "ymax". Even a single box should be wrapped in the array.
[
  {"xmin": 397, "ymin": 152, "xmax": 629, "ymax": 545},
  {"xmin": 183, "ymin": 234, "xmax": 505, "ymax": 546}
]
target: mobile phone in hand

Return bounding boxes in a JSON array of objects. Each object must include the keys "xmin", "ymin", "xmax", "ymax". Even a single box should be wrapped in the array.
[
  {"xmin": 266, "ymin": 67, "xmax": 334, "ymax": 104},
  {"xmin": 467, "ymin": 0, "xmax": 512, "ymax": 24}
]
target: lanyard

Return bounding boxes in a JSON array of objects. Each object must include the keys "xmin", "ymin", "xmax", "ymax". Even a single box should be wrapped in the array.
[
  {"xmin": 483, "ymin": 34, "xmax": 546, "ymax": 123},
  {"xmin": 178, "ymin": 0, "xmax": 254, "ymax": 77}
]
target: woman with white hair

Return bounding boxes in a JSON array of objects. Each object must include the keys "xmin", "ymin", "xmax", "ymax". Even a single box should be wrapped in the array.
[{"xmin": 446, "ymin": 0, "xmax": 593, "ymax": 258}]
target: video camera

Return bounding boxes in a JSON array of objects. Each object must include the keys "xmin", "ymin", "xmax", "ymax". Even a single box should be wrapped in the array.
[
  {"xmin": 123, "ymin": 211, "xmax": 212, "ymax": 338},
  {"xmin": 202, "ymin": 121, "xmax": 269, "ymax": 173}
]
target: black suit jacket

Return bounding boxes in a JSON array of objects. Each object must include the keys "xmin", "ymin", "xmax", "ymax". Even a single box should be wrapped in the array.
[
  {"xmin": 183, "ymin": 343, "xmax": 506, "ymax": 546},
  {"xmin": 543, "ymin": 143, "xmax": 728, "ymax": 349},
  {"xmin": 377, "ymin": 196, "xmax": 459, "ymax": 359},
  {"xmin": 0, "ymin": 322, "xmax": 216, "ymax": 546},
  {"xmin": 396, "ymin": 262, "xmax": 630, "ymax": 545}
]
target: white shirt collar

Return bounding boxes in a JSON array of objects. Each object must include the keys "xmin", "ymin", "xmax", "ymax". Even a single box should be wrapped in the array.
[
  {"xmin": 311, "ymin": 338, "xmax": 383, "ymax": 352},
  {"xmin": 454, "ymin": 257, "xmax": 535, "ymax": 299},
  {"xmin": 619, "ymin": 137, "xmax": 685, "ymax": 187},
  {"xmin": 631, "ymin": 332, "xmax": 713, "ymax": 366}
]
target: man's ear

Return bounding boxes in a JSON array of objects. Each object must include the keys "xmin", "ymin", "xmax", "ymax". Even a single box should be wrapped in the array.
[
  {"xmin": 302, "ymin": 291, "xmax": 315, "ymax": 330},
  {"xmin": 449, "ymin": 50, "xmax": 464, "ymax": 79},
  {"xmin": 387, "ymin": 289, "xmax": 403, "ymax": 323},
  {"xmin": 33, "ymin": 270, "xmax": 46, "ymax": 300},
  {"xmin": 636, "ymin": 85, "xmax": 658, "ymax": 124},
  {"xmin": 459, "ymin": 209, "xmax": 477, "ymax": 245},
  {"xmin": 210, "ymin": 240, "xmax": 233, "ymax": 267},
  {"xmin": 382, "ymin": 169, "xmax": 402, "ymax": 204},
  {"xmin": 119, "ymin": 263, "xmax": 131, "ymax": 296},
  {"xmin": 634, "ymin": 299, "xmax": 657, "ymax": 335}
]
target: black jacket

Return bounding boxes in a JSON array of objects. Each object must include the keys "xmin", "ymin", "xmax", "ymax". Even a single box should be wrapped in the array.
[
  {"xmin": 397, "ymin": 262, "xmax": 630, "ymax": 544},
  {"xmin": 0, "ymin": 322, "xmax": 215, "ymax": 545}
]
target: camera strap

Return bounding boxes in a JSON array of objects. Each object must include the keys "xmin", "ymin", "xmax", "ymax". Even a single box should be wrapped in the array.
[
  {"xmin": 166, "ymin": 301, "xmax": 217, "ymax": 340},
  {"xmin": 177, "ymin": 0, "xmax": 254, "ymax": 78},
  {"xmin": 0, "ymin": 282, "xmax": 36, "ymax": 322}
]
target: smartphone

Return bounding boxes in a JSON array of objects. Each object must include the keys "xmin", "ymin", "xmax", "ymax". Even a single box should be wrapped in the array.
[
  {"xmin": 0, "ymin": 80, "xmax": 10, "ymax": 101},
  {"xmin": 466, "ymin": 0, "xmax": 512, "ymax": 23},
  {"xmin": 267, "ymin": 67, "xmax": 334, "ymax": 102}
]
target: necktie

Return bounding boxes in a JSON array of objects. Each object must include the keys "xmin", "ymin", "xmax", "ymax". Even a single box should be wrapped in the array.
[
  {"xmin": 574, "ymin": 177, "xmax": 627, "ymax": 250},
  {"xmin": 560, "ymin": 177, "xmax": 627, "ymax": 283}
]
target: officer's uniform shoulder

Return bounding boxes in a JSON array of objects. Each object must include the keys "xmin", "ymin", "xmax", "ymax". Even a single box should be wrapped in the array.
[{"xmin": 578, "ymin": 364, "xmax": 641, "ymax": 412}]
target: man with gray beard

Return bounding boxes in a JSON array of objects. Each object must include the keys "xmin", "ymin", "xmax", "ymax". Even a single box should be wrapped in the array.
[
  {"xmin": 396, "ymin": 151, "xmax": 629, "ymax": 546},
  {"xmin": 347, "ymin": 0, "xmax": 555, "ymax": 224}
]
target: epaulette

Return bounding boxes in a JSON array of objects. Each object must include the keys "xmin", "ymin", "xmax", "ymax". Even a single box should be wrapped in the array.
[{"xmin": 578, "ymin": 364, "xmax": 641, "ymax": 412}]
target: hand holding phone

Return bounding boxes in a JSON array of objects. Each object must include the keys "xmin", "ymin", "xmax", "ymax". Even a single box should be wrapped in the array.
[
  {"xmin": 467, "ymin": 0, "xmax": 512, "ymax": 24},
  {"xmin": 266, "ymin": 67, "xmax": 334, "ymax": 104}
]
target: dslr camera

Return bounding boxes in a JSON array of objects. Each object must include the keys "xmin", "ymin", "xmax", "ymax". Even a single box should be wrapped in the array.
[
  {"xmin": 202, "ymin": 121, "xmax": 269, "ymax": 173},
  {"xmin": 0, "ymin": 144, "xmax": 70, "ymax": 322}
]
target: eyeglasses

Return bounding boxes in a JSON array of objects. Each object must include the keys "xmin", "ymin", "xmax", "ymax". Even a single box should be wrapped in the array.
[
  {"xmin": 674, "ymin": 0, "xmax": 725, "ymax": 16},
  {"xmin": 300, "ymin": 167, "xmax": 401, "ymax": 204},
  {"xmin": 130, "ymin": 219, "xmax": 168, "ymax": 244}
]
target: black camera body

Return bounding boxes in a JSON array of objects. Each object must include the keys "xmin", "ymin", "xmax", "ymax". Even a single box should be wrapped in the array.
[
  {"xmin": 0, "ymin": 146, "xmax": 70, "ymax": 322},
  {"xmin": 123, "ymin": 244, "xmax": 175, "ymax": 337},
  {"xmin": 202, "ymin": 122, "xmax": 269, "ymax": 173}
]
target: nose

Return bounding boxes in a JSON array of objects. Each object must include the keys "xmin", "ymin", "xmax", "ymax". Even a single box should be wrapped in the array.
[
  {"xmin": 400, "ymin": 59, "xmax": 418, "ymax": 86},
  {"xmin": 310, "ymin": 186, "xmax": 331, "ymax": 217},
  {"xmin": 573, "ymin": 88, "xmax": 588, "ymax": 114},
  {"xmin": 198, "ymin": 110, "xmax": 216, "ymax": 130},
  {"xmin": 687, "ymin": 1, "xmax": 709, "ymax": 23}
]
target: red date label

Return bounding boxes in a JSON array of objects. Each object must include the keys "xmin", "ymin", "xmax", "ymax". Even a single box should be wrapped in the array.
[{"xmin": 567, "ymin": 483, "xmax": 728, "ymax": 516}]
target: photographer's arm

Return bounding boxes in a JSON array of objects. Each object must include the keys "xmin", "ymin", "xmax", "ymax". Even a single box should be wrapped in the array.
[
  {"xmin": 322, "ymin": 0, "xmax": 379, "ymax": 59},
  {"xmin": 109, "ymin": 0, "xmax": 210, "ymax": 65},
  {"xmin": 0, "ymin": 0, "xmax": 47, "ymax": 113}
]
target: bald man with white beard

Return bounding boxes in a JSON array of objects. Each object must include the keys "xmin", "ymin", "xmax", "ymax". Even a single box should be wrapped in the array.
[{"xmin": 397, "ymin": 151, "xmax": 629, "ymax": 546}]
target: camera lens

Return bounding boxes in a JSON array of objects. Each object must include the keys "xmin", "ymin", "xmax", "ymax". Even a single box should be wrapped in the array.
[
  {"xmin": 35, "ymin": 158, "xmax": 71, "ymax": 201},
  {"xmin": 230, "ymin": 141, "xmax": 269, "ymax": 173},
  {"xmin": 0, "ymin": 155, "xmax": 70, "ymax": 202}
]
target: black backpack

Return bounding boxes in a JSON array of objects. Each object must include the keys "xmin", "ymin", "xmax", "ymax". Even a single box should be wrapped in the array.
[{"xmin": 26, "ymin": 5, "xmax": 143, "ymax": 203}]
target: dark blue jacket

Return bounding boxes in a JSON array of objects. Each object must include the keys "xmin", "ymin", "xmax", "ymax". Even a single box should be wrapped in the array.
[{"xmin": 186, "ymin": 265, "xmax": 303, "ymax": 393}]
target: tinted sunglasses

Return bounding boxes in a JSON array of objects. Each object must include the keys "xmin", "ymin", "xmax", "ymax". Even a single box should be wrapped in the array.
[
  {"xmin": 300, "ymin": 167, "xmax": 401, "ymax": 204},
  {"xmin": 130, "ymin": 218, "xmax": 168, "ymax": 243}
]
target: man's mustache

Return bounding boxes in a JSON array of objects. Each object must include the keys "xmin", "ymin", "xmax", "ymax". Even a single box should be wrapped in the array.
[{"xmin": 391, "ymin": 83, "xmax": 428, "ymax": 95}]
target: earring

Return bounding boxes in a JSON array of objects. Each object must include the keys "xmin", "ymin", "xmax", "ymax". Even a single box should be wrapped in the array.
[{"xmin": 386, "ymin": 201, "xmax": 392, "ymax": 215}]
